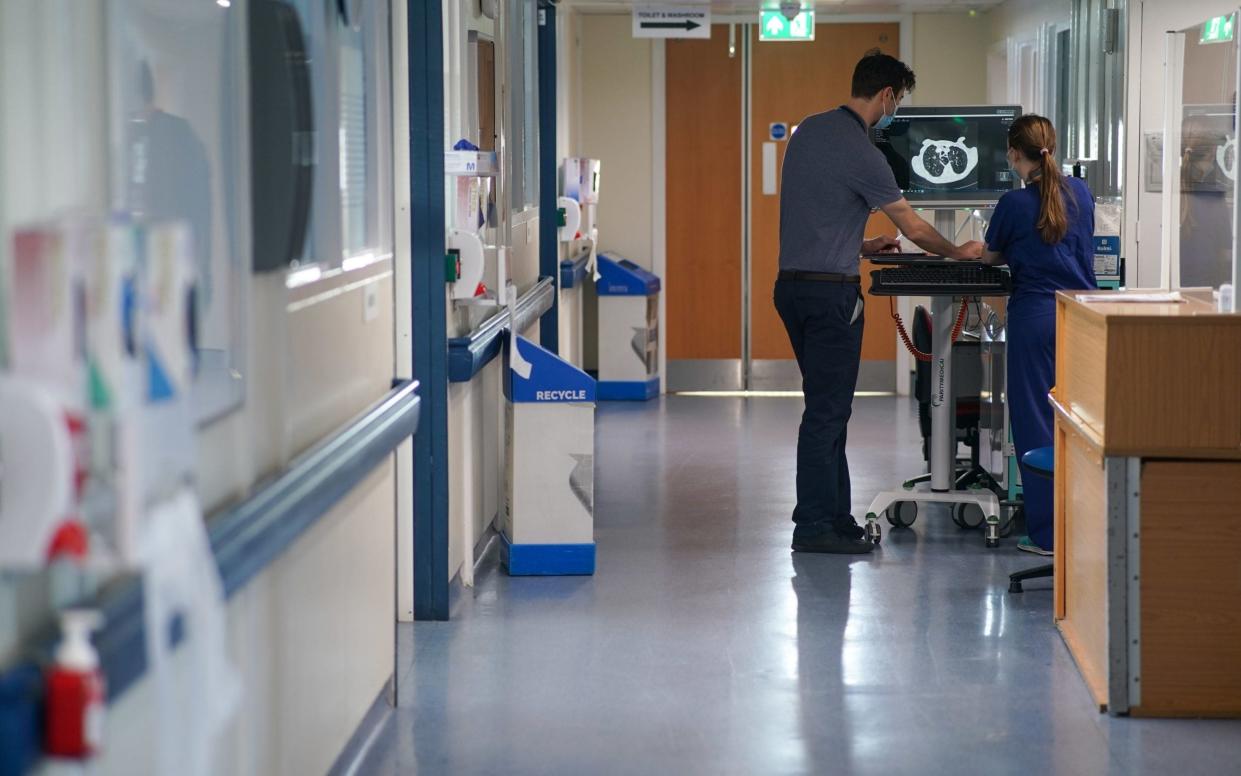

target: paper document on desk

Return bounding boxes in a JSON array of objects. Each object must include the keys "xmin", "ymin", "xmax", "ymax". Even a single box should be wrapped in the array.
[{"xmin": 1076, "ymin": 292, "xmax": 1185, "ymax": 303}]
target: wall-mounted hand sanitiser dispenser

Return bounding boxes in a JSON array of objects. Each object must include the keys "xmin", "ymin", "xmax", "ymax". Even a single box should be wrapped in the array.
[
  {"xmin": 447, "ymin": 229, "xmax": 486, "ymax": 300},
  {"xmin": 558, "ymin": 197, "xmax": 582, "ymax": 242},
  {"xmin": 562, "ymin": 158, "xmax": 601, "ymax": 204}
]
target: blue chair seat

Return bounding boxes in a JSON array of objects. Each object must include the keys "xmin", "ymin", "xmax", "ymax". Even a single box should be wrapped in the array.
[{"xmin": 1022, "ymin": 446, "xmax": 1054, "ymax": 479}]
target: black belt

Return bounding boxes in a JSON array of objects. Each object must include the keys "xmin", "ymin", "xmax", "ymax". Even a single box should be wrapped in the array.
[{"xmin": 778, "ymin": 270, "xmax": 861, "ymax": 283}]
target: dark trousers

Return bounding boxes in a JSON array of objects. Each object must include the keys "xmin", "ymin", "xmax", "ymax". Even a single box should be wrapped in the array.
[
  {"xmin": 774, "ymin": 279, "xmax": 864, "ymax": 539},
  {"xmin": 1007, "ymin": 311, "xmax": 1057, "ymax": 551}
]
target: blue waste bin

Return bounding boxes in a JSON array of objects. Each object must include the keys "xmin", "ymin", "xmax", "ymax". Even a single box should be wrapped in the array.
[
  {"xmin": 502, "ymin": 334, "xmax": 596, "ymax": 575},
  {"xmin": 595, "ymin": 253, "xmax": 660, "ymax": 400}
]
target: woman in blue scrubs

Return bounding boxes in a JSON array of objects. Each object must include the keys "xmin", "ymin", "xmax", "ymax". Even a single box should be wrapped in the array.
[{"xmin": 982, "ymin": 114, "xmax": 1097, "ymax": 555}]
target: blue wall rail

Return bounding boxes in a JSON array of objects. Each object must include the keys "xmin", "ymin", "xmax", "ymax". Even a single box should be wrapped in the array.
[
  {"xmin": 0, "ymin": 380, "xmax": 421, "ymax": 772},
  {"xmin": 447, "ymin": 277, "xmax": 556, "ymax": 383},
  {"xmin": 560, "ymin": 247, "xmax": 591, "ymax": 290}
]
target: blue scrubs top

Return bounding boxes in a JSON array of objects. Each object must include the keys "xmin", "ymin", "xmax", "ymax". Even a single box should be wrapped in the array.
[
  {"xmin": 984, "ymin": 176, "xmax": 1097, "ymax": 551},
  {"xmin": 985, "ymin": 176, "xmax": 1097, "ymax": 319}
]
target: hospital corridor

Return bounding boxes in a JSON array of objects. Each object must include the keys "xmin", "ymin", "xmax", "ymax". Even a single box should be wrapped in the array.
[{"xmin": 1, "ymin": 1, "xmax": 1241, "ymax": 775}]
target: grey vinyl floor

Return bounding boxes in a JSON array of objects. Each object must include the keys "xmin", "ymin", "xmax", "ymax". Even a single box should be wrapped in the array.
[{"xmin": 357, "ymin": 395, "xmax": 1241, "ymax": 775}]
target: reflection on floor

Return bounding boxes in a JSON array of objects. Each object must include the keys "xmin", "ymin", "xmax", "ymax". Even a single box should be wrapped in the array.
[{"xmin": 359, "ymin": 396, "xmax": 1241, "ymax": 775}]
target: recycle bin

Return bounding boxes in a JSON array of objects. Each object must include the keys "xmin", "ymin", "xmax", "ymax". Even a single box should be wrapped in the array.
[
  {"xmin": 502, "ymin": 334, "xmax": 596, "ymax": 575},
  {"xmin": 595, "ymin": 252, "xmax": 660, "ymax": 400}
]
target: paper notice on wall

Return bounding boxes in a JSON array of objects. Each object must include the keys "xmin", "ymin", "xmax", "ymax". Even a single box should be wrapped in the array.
[
  {"xmin": 139, "ymin": 490, "xmax": 240, "ymax": 776},
  {"xmin": 1095, "ymin": 199, "xmax": 1123, "ymax": 238}
]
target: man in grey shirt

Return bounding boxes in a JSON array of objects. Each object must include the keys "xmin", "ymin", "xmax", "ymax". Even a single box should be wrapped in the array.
[{"xmin": 775, "ymin": 51, "xmax": 982, "ymax": 554}]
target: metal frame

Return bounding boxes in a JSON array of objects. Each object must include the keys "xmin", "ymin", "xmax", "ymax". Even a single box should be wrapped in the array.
[
  {"xmin": 863, "ymin": 210, "xmax": 1003, "ymax": 546},
  {"xmin": 1125, "ymin": 456, "xmax": 1143, "ymax": 711},
  {"xmin": 1104, "ymin": 456, "xmax": 1130, "ymax": 713},
  {"xmin": 1233, "ymin": 6, "xmax": 1241, "ymax": 310},
  {"xmin": 667, "ymin": 359, "xmax": 744, "ymax": 392},
  {"xmin": 447, "ymin": 276, "xmax": 556, "ymax": 382},
  {"xmin": 408, "ymin": 0, "xmax": 450, "ymax": 621},
  {"xmin": 741, "ymin": 24, "xmax": 753, "ymax": 389},
  {"xmin": 1161, "ymin": 30, "xmax": 1186, "ymax": 290},
  {"xmin": 1104, "ymin": 455, "xmax": 1143, "ymax": 715}
]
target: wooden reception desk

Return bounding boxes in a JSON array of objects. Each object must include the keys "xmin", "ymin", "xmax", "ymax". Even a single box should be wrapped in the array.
[{"xmin": 1052, "ymin": 290, "xmax": 1241, "ymax": 717}]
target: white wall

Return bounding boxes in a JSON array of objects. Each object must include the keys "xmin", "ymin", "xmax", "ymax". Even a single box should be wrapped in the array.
[
  {"xmin": 91, "ymin": 461, "xmax": 395, "ymax": 776},
  {"xmin": 1, "ymin": 0, "xmax": 401, "ymax": 769},
  {"xmin": 393, "ymin": 0, "xmax": 415, "ymax": 622},
  {"xmin": 983, "ymin": 0, "xmax": 1071, "ymax": 116},
  {"xmin": 1124, "ymin": 0, "xmax": 1240, "ymax": 288},
  {"xmin": 558, "ymin": 7, "xmax": 580, "ymax": 162},
  {"xmin": 911, "ymin": 13, "xmax": 989, "ymax": 105},
  {"xmin": 440, "ymin": 0, "xmax": 548, "ymax": 585},
  {"xmin": 987, "ymin": 0, "xmax": 1072, "ymax": 47},
  {"xmin": 579, "ymin": 14, "xmax": 656, "ymax": 268}
]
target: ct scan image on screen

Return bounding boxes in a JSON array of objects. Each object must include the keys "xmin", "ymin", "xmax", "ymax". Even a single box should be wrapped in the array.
[{"xmin": 873, "ymin": 106, "xmax": 1020, "ymax": 204}]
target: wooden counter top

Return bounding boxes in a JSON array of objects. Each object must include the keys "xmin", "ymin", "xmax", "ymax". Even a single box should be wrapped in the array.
[
  {"xmin": 1055, "ymin": 290, "xmax": 1241, "ymax": 457},
  {"xmin": 1056, "ymin": 289, "xmax": 1226, "ymax": 321}
]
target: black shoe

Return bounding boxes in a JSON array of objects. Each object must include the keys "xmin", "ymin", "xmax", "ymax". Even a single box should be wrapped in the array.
[
  {"xmin": 791, "ymin": 531, "xmax": 875, "ymax": 554},
  {"xmin": 833, "ymin": 520, "xmax": 865, "ymax": 541}
]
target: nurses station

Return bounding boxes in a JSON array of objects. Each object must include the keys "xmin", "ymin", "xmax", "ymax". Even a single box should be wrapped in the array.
[{"xmin": 1, "ymin": 1, "xmax": 1240, "ymax": 775}]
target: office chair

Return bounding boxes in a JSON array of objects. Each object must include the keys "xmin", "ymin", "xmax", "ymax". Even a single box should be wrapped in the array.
[{"xmin": 1008, "ymin": 447, "xmax": 1054, "ymax": 593}]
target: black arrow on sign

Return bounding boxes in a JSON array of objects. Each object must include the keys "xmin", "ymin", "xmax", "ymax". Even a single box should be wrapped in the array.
[{"xmin": 640, "ymin": 20, "xmax": 701, "ymax": 31}]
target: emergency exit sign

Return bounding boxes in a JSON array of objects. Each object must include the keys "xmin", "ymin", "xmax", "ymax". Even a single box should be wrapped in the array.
[
  {"xmin": 1202, "ymin": 15, "xmax": 1235, "ymax": 44},
  {"xmin": 760, "ymin": 9, "xmax": 815, "ymax": 42}
]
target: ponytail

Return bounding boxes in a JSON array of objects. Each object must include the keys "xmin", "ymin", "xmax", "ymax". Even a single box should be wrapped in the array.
[
  {"xmin": 1036, "ymin": 148, "xmax": 1069, "ymax": 244},
  {"xmin": 1008, "ymin": 114, "xmax": 1070, "ymax": 244}
]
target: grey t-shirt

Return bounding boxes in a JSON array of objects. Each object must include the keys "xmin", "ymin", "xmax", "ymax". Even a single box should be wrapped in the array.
[{"xmin": 778, "ymin": 106, "xmax": 903, "ymax": 275}]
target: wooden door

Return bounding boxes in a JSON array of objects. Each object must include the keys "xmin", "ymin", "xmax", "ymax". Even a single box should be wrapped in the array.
[
  {"xmin": 665, "ymin": 25, "xmax": 743, "ymax": 390},
  {"xmin": 749, "ymin": 24, "xmax": 899, "ymax": 390}
]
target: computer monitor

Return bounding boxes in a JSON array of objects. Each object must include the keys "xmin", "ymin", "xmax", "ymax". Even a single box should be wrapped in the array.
[{"xmin": 872, "ymin": 105, "xmax": 1022, "ymax": 208}]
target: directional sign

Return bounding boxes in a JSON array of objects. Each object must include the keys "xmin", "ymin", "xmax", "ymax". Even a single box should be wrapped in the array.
[
  {"xmin": 1202, "ymin": 14, "xmax": 1235, "ymax": 44},
  {"xmin": 759, "ymin": 9, "xmax": 815, "ymax": 42},
  {"xmin": 633, "ymin": 7, "xmax": 711, "ymax": 39}
]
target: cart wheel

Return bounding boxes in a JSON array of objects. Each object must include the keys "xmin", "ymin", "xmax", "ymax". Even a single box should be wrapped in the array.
[
  {"xmin": 999, "ymin": 506, "xmax": 1019, "ymax": 538},
  {"xmin": 866, "ymin": 520, "xmax": 883, "ymax": 545},
  {"xmin": 952, "ymin": 503, "xmax": 985, "ymax": 529},
  {"xmin": 886, "ymin": 501, "xmax": 918, "ymax": 528},
  {"xmin": 984, "ymin": 516, "xmax": 1001, "ymax": 548}
]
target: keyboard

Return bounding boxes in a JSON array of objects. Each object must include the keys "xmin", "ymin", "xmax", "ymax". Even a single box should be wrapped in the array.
[{"xmin": 869, "ymin": 264, "xmax": 1012, "ymax": 297}]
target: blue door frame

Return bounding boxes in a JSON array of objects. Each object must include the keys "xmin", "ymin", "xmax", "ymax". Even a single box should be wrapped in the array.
[
  {"xmin": 538, "ymin": 1, "xmax": 559, "ymax": 353},
  {"xmin": 408, "ymin": 0, "xmax": 450, "ymax": 621},
  {"xmin": 408, "ymin": 0, "xmax": 558, "ymax": 620}
]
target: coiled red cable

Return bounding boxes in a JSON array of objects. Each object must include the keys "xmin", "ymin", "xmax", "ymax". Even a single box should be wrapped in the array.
[{"xmin": 890, "ymin": 297, "xmax": 968, "ymax": 363}]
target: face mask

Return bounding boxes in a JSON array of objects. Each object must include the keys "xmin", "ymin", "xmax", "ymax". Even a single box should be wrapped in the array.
[{"xmin": 875, "ymin": 90, "xmax": 896, "ymax": 130}]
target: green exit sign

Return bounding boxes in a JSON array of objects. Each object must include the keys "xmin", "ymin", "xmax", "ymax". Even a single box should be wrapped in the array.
[
  {"xmin": 1202, "ymin": 15, "xmax": 1235, "ymax": 44},
  {"xmin": 760, "ymin": 9, "xmax": 815, "ymax": 42}
]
